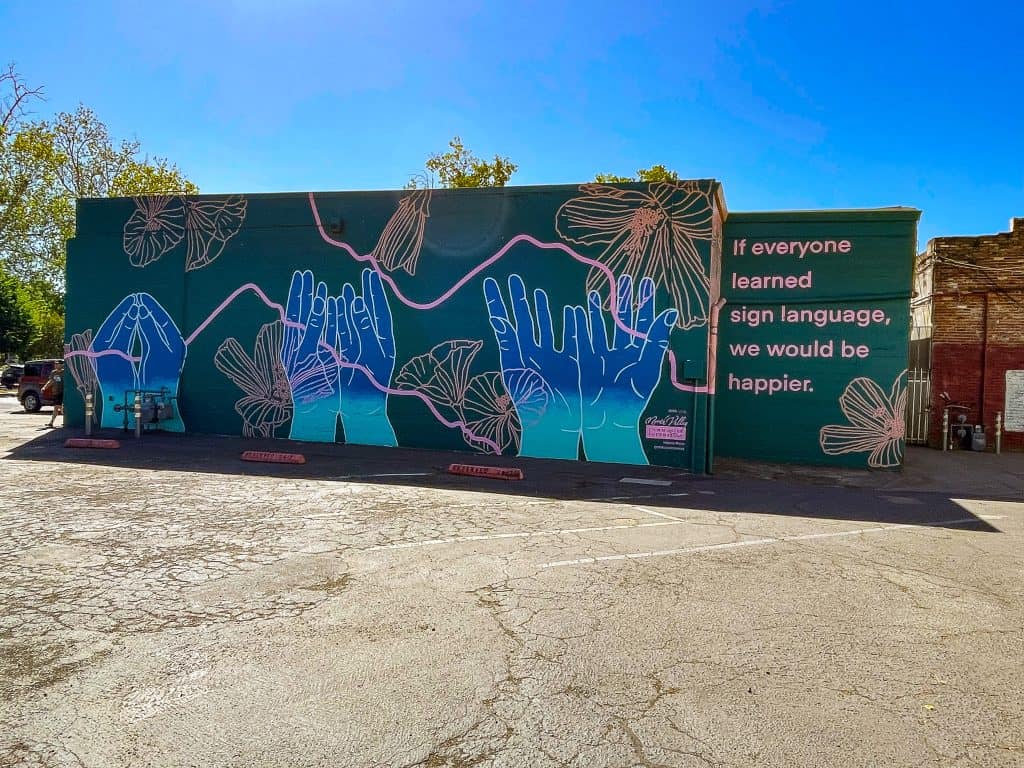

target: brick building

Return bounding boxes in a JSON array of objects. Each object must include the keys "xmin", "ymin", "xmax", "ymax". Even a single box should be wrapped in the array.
[{"xmin": 912, "ymin": 218, "xmax": 1024, "ymax": 450}]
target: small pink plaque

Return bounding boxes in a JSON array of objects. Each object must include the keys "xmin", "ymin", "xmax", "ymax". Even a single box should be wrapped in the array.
[{"xmin": 645, "ymin": 425, "xmax": 687, "ymax": 441}]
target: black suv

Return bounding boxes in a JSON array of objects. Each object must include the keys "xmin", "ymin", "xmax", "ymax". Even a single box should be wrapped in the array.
[{"xmin": 1, "ymin": 363, "xmax": 23, "ymax": 389}]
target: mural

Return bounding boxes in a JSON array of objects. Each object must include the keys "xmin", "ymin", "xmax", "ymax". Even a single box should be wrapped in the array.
[
  {"xmin": 65, "ymin": 181, "xmax": 725, "ymax": 469},
  {"xmin": 716, "ymin": 210, "xmax": 920, "ymax": 468}
]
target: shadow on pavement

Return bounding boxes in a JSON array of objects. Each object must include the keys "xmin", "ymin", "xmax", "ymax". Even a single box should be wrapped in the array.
[{"xmin": 3, "ymin": 412, "xmax": 1004, "ymax": 533}]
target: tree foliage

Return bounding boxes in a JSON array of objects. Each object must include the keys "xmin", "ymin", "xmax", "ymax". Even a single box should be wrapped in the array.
[
  {"xmin": 0, "ymin": 265, "xmax": 32, "ymax": 358},
  {"xmin": 1, "ymin": 67, "xmax": 197, "ymax": 292},
  {"xmin": 415, "ymin": 136, "xmax": 518, "ymax": 189},
  {"xmin": 594, "ymin": 164, "xmax": 681, "ymax": 184},
  {"xmin": 0, "ymin": 64, "xmax": 197, "ymax": 359}
]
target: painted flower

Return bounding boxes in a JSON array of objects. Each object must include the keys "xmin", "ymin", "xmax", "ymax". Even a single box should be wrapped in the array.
[
  {"xmin": 64, "ymin": 329, "xmax": 99, "ymax": 426},
  {"xmin": 124, "ymin": 195, "xmax": 247, "ymax": 271},
  {"xmin": 185, "ymin": 196, "xmax": 248, "ymax": 271},
  {"xmin": 371, "ymin": 189, "xmax": 432, "ymax": 276},
  {"xmin": 395, "ymin": 339, "xmax": 482, "ymax": 417},
  {"xmin": 462, "ymin": 372, "xmax": 522, "ymax": 454},
  {"xmin": 123, "ymin": 196, "xmax": 186, "ymax": 267},
  {"xmin": 461, "ymin": 368, "xmax": 550, "ymax": 454},
  {"xmin": 215, "ymin": 321, "xmax": 293, "ymax": 437},
  {"xmin": 819, "ymin": 372, "xmax": 907, "ymax": 468},
  {"xmin": 555, "ymin": 182, "xmax": 713, "ymax": 329}
]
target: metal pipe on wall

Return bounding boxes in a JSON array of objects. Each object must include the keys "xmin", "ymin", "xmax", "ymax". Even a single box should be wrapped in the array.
[{"xmin": 980, "ymin": 292, "xmax": 989, "ymax": 427}]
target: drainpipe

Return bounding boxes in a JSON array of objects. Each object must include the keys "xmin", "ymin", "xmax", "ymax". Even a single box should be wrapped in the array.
[
  {"xmin": 705, "ymin": 298, "xmax": 727, "ymax": 474},
  {"xmin": 980, "ymin": 292, "xmax": 989, "ymax": 431}
]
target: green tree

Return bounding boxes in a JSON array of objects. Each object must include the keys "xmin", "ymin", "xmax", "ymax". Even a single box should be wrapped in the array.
[
  {"xmin": 1, "ymin": 66, "xmax": 197, "ymax": 292},
  {"xmin": 594, "ymin": 164, "xmax": 681, "ymax": 184},
  {"xmin": 0, "ymin": 266, "xmax": 32, "ymax": 358},
  {"xmin": 18, "ymin": 277, "xmax": 64, "ymax": 358},
  {"xmin": 1, "ymin": 64, "xmax": 197, "ymax": 359},
  {"xmin": 414, "ymin": 136, "xmax": 518, "ymax": 189}
]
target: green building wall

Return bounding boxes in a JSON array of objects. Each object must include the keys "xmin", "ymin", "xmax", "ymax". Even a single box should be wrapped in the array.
[
  {"xmin": 64, "ymin": 182, "xmax": 726, "ymax": 471},
  {"xmin": 716, "ymin": 209, "xmax": 921, "ymax": 468}
]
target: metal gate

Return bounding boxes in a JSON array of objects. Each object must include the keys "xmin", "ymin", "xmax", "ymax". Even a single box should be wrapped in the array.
[{"xmin": 905, "ymin": 368, "xmax": 931, "ymax": 444}]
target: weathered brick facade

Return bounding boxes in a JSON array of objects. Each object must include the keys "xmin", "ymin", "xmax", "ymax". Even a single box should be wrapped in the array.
[{"xmin": 914, "ymin": 218, "xmax": 1024, "ymax": 450}]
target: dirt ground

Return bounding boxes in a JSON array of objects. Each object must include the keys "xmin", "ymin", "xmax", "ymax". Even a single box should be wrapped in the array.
[{"xmin": 1, "ymin": 398, "xmax": 1022, "ymax": 767}]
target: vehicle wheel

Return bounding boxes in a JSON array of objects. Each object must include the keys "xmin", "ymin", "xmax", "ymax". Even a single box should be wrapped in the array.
[{"xmin": 22, "ymin": 391, "xmax": 41, "ymax": 412}]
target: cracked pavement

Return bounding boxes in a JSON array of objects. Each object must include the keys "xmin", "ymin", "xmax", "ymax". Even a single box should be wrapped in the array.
[{"xmin": 1, "ymin": 397, "xmax": 1022, "ymax": 767}]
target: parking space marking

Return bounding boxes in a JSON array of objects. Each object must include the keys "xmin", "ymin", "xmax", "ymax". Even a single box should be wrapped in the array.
[
  {"xmin": 634, "ymin": 506, "xmax": 687, "ymax": 523},
  {"xmin": 540, "ymin": 516, "xmax": 1004, "ymax": 569},
  {"xmin": 366, "ymin": 519, "xmax": 688, "ymax": 552},
  {"xmin": 335, "ymin": 472, "xmax": 433, "ymax": 479}
]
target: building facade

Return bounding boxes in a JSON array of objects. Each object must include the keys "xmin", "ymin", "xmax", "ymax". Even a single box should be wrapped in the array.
[
  {"xmin": 913, "ymin": 218, "xmax": 1024, "ymax": 450},
  {"xmin": 63, "ymin": 182, "xmax": 920, "ymax": 471}
]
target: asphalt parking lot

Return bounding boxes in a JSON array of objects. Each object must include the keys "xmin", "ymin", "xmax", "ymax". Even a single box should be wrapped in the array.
[{"xmin": 1, "ymin": 397, "xmax": 1022, "ymax": 767}]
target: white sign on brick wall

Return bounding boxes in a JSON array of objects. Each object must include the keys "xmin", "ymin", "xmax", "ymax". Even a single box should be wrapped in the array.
[{"xmin": 1006, "ymin": 371, "xmax": 1024, "ymax": 432}]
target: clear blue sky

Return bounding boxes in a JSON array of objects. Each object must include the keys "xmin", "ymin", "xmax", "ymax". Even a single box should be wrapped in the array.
[{"xmin": 3, "ymin": 0, "xmax": 1022, "ymax": 245}]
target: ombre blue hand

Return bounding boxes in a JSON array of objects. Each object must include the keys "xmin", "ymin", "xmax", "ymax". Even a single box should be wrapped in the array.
[
  {"xmin": 281, "ymin": 270, "xmax": 341, "ymax": 442},
  {"xmin": 576, "ymin": 275, "xmax": 676, "ymax": 464},
  {"xmin": 336, "ymin": 268, "xmax": 397, "ymax": 446},
  {"xmin": 483, "ymin": 274, "xmax": 581, "ymax": 460}
]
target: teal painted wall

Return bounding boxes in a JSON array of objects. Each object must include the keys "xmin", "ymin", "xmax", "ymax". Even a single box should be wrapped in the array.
[
  {"xmin": 65, "ymin": 182, "xmax": 725, "ymax": 470},
  {"xmin": 716, "ymin": 210, "xmax": 920, "ymax": 468}
]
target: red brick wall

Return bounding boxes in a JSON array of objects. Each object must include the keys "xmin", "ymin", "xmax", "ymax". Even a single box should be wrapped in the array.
[
  {"xmin": 930, "ymin": 343, "xmax": 1024, "ymax": 450},
  {"xmin": 925, "ymin": 219, "xmax": 1024, "ymax": 450}
]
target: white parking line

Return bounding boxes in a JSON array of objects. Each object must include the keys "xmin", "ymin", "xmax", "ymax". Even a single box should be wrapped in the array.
[
  {"xmin": 336, "ymin": 472, "xmax": 433, "ymax": 479},
  {"xmin": 540, "ymin": 516, "xmax": 1006, "ymax": 569},
  {"xmin": 366, "ymin": 519, "xmax": 688, "ymax": 552},
  {"xmin": 634, "ymin": 506, "xmax": 688, "ymax": 523}
]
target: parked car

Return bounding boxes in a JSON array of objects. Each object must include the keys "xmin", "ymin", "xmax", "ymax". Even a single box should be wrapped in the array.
[
  {"xmin": 18, "ymin": 359, "xmax": 63, "ymax": 412},
  {"xmin": 1, "ymin": 363, "xmax": 24, "ymax": 389}
]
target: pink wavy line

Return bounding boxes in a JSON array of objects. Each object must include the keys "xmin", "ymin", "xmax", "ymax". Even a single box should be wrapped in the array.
[
  {"xmin": 308, "ymin": 192, "xmax": 713, "ymax": 394},
  {"xmin": 185, "ymin": 283, "xmax": 286, "ymax": 345},
  {"xmin": 65, "ymin": 348, "xmax": 140, "ymax": 363}
]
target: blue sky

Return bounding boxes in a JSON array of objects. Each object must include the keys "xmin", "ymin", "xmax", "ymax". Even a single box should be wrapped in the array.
[{"xmin": 3, "ymin": 0, "xmax": 1022, "ymax": 245}]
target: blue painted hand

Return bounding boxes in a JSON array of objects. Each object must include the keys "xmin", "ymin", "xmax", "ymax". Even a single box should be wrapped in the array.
[
  {"xmin": 575, "ymin": 275, "xmax": 677, "ymax": 464},
  {"xmin": 92, "ymin": 293, "xmax": 187, "ymax": 431},
  {"xmin": 336, "ymin": 268, "xmax": 397, "ymax": 446},
  {"xmin": 281, "ymin": 270, "xmax": 341, "ymax": 442},
  {"xmin": 483, "ymin": 274, "xmax": 581, "ymax": 459}
]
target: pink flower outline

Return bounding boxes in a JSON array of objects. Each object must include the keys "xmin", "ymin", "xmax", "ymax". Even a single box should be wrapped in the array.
[
  {"xmin": 214, "ymin": 321, "xmax": 293, "ymax": 438},
  {"xmin": 555, "ymin": 182, "xmax": 713, "ymax": 329},
  {"xmin": 819, "ymin": 371, "xmax": 907, "ymax": 468}
]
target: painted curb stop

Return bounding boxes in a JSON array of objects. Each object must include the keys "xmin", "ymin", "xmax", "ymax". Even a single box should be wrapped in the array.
[
  {"xmin": 241, "ymin": 450, "xmax": 306, "ymax": 465},
  {"xmin": 448, "ymin": 463, "xmax": 524, "ymax": 480},
  {"xmin": 65, "ymin": 438, "xmax": 121, "ymax": 449}
]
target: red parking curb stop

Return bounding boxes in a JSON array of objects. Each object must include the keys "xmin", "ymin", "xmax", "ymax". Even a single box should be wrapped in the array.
[
  {"xmin": 241, "ymin": 450, "xmax": 306, "ymax": 465},
  {"xmin": 65, "ymin": 438, "xmax": 120, "ymax": 449},
  {"xmin": 447, "ymin": 463, "xmax": 524, "ymax": 480}
]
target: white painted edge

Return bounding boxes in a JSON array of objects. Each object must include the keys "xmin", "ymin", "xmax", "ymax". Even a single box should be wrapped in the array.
[{"xmin": 619, "ymin": 477, "xmax": 673, "ymax": 486}]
